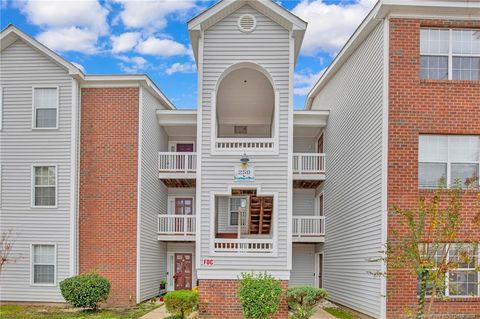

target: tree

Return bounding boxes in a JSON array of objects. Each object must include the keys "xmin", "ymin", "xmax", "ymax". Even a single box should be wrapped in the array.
[
  {"xmin": 385, "ymin": 180, "xmax": 479, "ymax": 319},
  {"xmin": 0, "ymin": 230, "xmax": 17, "ymax": 274}
]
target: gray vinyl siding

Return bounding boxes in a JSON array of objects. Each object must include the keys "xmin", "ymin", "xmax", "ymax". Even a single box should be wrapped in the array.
[
  {"xmin": 293, "ymin": 136, "xmax": 316, "ymax": 153},
  {"xmin": 293, "ymin": 189, "xmax": 316, "ymax": 216},
  {"xmin": 0, "ymin": 40, "xmax": 74, "ymax": 302},
  {"xmin": 290, "ymin": 244, "xmax": 315, "ymax": 287},
  {"xmin": 138, "ymin": 87, "xmax": 168, "ymax": 301},
  {"xmin": 310, "ymin": 21, "xmax": 385, "ymax": 318},
  {"xmin": 199, "ymin": 5, "xmax": 291, "ymax": 270}
]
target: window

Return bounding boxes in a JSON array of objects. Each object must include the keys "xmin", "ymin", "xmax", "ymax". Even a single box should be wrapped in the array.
[
  {"xmin": 419, "ymin": 135, "xmax": 480, "ymax": 188},
  {"xmin": 33, "ymin": 166, "xmax": 57, "ymax": 207},
  {"xmin": 31, "ymin": 244, "xmax": 56, "ymax": 285},
  {"xmin": 33, "ymin": 88, "xmax": 58, "ymax": 128},
  {"xmin": 417, "ymin": 244, "xmax": 479, "ymax": 297},
  {"xmin": 229, "ymin": 197, "xmax": 247, "ymax": 226},
  {"xmin": 420, "ymin": 28, "xmax": 480, "ymax": 80}
]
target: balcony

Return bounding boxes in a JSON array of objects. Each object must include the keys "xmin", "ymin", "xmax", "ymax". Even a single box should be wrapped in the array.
[
  {"xmin": 293, "ymin": 153, "xmax": 326, "ymax": 188},
  {"xmin": 213, "ymin": 238, "xmax": 274, "ymax": 255},
  {"xmin": 292, "ymin": 216, "xmax": 325, "ymax": 242},
  {"xmin": 158, "ymin": 214, "xmax": 196, "ymax": 241},
  {"xmin": 158, "ymin": 152, "xmax": 197, "ymax": 187}
]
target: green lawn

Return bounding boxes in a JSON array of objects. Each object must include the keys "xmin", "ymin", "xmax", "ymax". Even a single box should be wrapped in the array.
[
  {"xmin": 324, "ymin": 307, "xmax": 356, "ymax": 319},
  {"xmin": 0, "ymin": 303, "xmax": 159, "ymax": 319}
]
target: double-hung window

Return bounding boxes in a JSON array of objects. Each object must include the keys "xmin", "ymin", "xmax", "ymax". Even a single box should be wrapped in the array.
[
  {"xmin": 419, "ymin": 135, "xmax": 480, "ymax": 188},
  {"xmin": 33, "ymin": 87, "xmax": 58, "ymax": 129},
  {"xmin": 229, "ymin": 197, "xmax": 247, "ymax": 227},
  {"xmin": 31, "ymin": 244, "xmax": 56, "ymax": 285},
  {"xmin": 33, "ymin": 166, "xmax": 57, "ymax": 207},
  {"xmin": 420, "ymin": 28, "xmax": 480, "ymax": 80}
]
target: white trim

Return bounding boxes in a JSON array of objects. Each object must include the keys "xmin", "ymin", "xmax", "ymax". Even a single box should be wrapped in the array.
[
  {"xmin": 287, "ymin": 30, "xmax": 294, "ymax": 271},
  {"xmin": 30, "ymin": 243, "xmax": 57, "ymax": 286},
  {"xmin": 380, "ymin": 16, "xmax": 390, "ymax": 319},
  {"xmin": 197, "ymin": 269, "xmax": 291, "ymax": 280},
  {"xmin": 168, "ymin": 141, "xmax": 196, "ymax": 152},
  {"xmin": 69, "ymin": 78, "xmax": 78, "ymax": 277},
  {"xmin": 31, "ymin": 164, "xmax": 58, "ymax": 209},
  {"xmin": 237, "ymin": 14, "xmax": 257, "ymax": 33},
  {"xmin": 136, "ymin": 86, "xmax": 143, "ymax": 304},
  {"xmin": 31, "ymin": 86, "xmax": 59, "ymax": 130}
]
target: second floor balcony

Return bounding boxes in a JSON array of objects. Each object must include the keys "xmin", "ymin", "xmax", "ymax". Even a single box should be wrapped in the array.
[{"xmin": 158, "ymin": 152, "xmax": 197, "ymax": 187}]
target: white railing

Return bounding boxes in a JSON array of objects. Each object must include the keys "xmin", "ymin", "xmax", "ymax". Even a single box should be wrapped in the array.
[
  {"xmin": 293, "ymin": 216, "xmax": 325, "ymax": 237},
  {"xmin": 216, "ymin": 138, "xmax": 275, "ymax": 151},
  {"xmin": 158, "ymin": 152, "xmax": 196, "ymax": 173},
  {"xmin": 293, "ymin": 153, "xmax": 326, "ymax": 174},
  {"xmin": 238, "ymin": 208, "xmax": 249, "ymax": 237},
  {"xmin": 158, "ymin": 215, "xmax": 196, "ymax": 235},
  {"xmin": 214, "ymin": 239, "xmax": 274, "ymax": 254}
]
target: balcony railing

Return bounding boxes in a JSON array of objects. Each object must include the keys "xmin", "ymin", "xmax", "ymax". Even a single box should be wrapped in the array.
[
  {"xmin": 293, "ymin": 216, "xmax": 325, "ymax": 237},
  {"xmin": 158, "ymin": 152, "xmax": 196, "ymax": 174},
  {"xmin": 215, "ymin": 138, "xmax": 275, "ymax": 151},
  {"xmin": 293, "ymin": 153, "xmax": 325, "ymax": 175},
  {"xmin": 158, "ymin": 215, "xmax": 196, "ymax": 235},
  {"xmin": 214, "ymin": 239, "xmax": 274, "ymax": 254}
]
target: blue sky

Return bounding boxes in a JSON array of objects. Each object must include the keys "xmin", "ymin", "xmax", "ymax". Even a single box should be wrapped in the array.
[{"xmin": 1, "ymin": 0, "xmax": 376, "ymax": 109}]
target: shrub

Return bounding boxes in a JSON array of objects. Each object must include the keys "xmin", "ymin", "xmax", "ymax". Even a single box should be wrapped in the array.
[
  {"xmin": 60, "ymin": 272, "xmax": 110, "ymax": 310},
  {"xmin": 287, "ymin": 286, "xmax": 327, "ymax": 319},
  {"xmin": 164, "ymin": 290, "xmax": 198, "ymax": 318},
  {"xmin": 238, "ymin": 272, "xmax": 283, "ymax": 319}
]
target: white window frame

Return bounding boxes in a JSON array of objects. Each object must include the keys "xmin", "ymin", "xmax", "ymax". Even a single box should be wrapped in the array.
[
  {"xmin": 32, "ymin": 86, "xmax": 59, "ymax": 130},
  {"xmin": 30, "ymin": 243, "xmax": 57, "ymax": 286},
  {"xmin": 419, "ymin": 135, "xmax": 480, "ymax": 189},
  {"xmin": 31, "ymin": 164, "xmax": 58, "ymax": 208},
  {"xmin": 421, "ymin": 244, "xmax": 480, "ymax": 298},
  {"xmin": 420, "ymin": 28, "xmax": 480, "ymax": 81},
  {"xmin": 228, "ymin": 196, "xmax": 248, "ymax": 227}
]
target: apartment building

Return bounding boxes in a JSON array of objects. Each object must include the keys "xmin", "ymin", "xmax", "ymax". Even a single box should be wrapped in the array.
[{"xmin": 0, "ymin": 0, "xmax": 479, "ymax": 318}]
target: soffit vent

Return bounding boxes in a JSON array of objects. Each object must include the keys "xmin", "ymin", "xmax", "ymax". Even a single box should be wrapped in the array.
[
  {"xmin": 238, "ymin": 14, "xmax": 256, "ymax": 33},
  {"xmin": 234, "ymin": 125, "xmax": 248, "ymax": 134}
]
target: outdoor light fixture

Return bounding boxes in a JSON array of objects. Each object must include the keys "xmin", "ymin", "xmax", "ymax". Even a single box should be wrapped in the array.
[{"xmin": 240, "ymin": 152, "xmax": 250, "ymax": 164}]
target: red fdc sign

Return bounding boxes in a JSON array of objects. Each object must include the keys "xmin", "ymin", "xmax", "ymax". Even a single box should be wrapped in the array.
[{"xmin": 202, "ymin": 258, "xmax": 214, "ymax": 266}]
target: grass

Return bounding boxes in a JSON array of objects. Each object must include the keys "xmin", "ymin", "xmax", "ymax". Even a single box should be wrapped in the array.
[
  {"xmin": 0, "ymin": 302, "xmax": 159, "ymax": 319},
  {"xmin": 324, "ymin": 307, "xmax": 356, "ymax": 319}
]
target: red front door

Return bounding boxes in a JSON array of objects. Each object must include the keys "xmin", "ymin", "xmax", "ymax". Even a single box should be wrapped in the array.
[
  {"xmin": 174, "ymin": 253, "xmax": 193, "ymax": 290},
  {"xmin": 175, "ymin": 198, "xmax": 193, "ymax": 215},
  {"xmin": 176, "ymin": 143, "xmax": 194, "ymax": 152}
]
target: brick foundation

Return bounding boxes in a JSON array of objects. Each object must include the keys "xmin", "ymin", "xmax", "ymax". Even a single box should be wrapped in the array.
[
  {"xmin": 198, "ymin": 279, "xmax": 289, "ymax": 319},
  {"xmin": 79, "ymin": 87, "xmax": 139, "ymax": 307},
  {"xmin": 387, "ymin": 18, "xmax": 480, "ymax": 318}
]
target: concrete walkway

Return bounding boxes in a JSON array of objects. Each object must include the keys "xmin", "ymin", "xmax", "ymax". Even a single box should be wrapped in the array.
[{"xmin": 140, "ymin": 305, "xmax": 338, "ymax": 319}]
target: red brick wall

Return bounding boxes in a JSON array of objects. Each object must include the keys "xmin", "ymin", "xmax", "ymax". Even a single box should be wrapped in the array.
[
  {"xmin": 79, "ymin": 87, "xmax": 139, "ymax": 306},
  {"xmin": 198, "ymin": 280, "xmax": 289, "ymax": 319},
  {"xmin": 387, "ymin": 18, "xmax": 480, "ymax": 317}
]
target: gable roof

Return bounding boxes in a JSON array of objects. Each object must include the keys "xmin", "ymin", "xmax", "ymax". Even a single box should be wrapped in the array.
[
  {"xmin": 1, "ymin": 24, "xmax": 85, "ymax": 79},
  {"xmin": 188, "ymin": 0, "xmax": 307, "ymax": 64},
  {"xmin": 305, "ymin": 0, "xmax": 480, "ymax": 109}
]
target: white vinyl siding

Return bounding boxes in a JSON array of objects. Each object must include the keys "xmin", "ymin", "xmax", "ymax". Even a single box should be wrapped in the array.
[
  {"xmin": 33, "ymin": 87, "xmax": 58, "ymax": 129},
  {"xmin": 198, "ymin": 5, "xmax": 291, "ymax": 272},
  {"xmin": 290, "ymin": 244, "xmax": 315, "ymax": 287},
  {"xmin": 310, "ymin": 21, "xmax": 385, "ymax": 318},
  {"xmin": 0, "ymin": 87, "xmax": 3, "ymax": 130},
  {"xmin": 31, "ymin": 244, "xmax": 56, "ymax": 285},
  {"xmin": 138, "ymin": 87, "xmax": 169, "ymax": 302},
  {"xmin": 293, "ymin": 189, "xmax": 316, "ymax": 216},
  {"xmin": 419, "ymin": 135, "xmax": 480, "ymax": 188},
  {"xmin": 0, "ymin": 39, "xmax": 75, "ymax": 302}
]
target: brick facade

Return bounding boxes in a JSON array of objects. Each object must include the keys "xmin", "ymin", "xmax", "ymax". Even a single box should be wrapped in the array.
[
  {"xmin": 79, "ymin": 87, "xmax": 139, "ymax": 306},
  {"xmin": 198, "ymin": 280, "xmax": 289, "ymax": 319},
  {"xmin": 387, "ymin": 18, "xmax": 480, "ymax": 317}
]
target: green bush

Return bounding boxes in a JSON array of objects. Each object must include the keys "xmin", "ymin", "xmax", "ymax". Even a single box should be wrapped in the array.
[
  {"xmin": 59, "ymin": 272, "xmax": 110, "ymax": 310},
  {"xmin": 164, "ymin": 290, "xmax": 198, "ymax": 318},
  {"xmin": 287, "ymin": 286, "xmax": 327, "ymax": 319},
  {"xmin": 238, "ymin": 272, "xmax": 283, "ymax": 319}
]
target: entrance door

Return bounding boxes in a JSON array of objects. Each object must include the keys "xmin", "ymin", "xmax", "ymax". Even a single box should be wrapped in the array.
[
  {"xmin": 318, "ymin": 253, "xmax": 323, "ymax": 288},
  {"xmin": 175, "ymin": 198, "xmax": 193, "ymax": 232},
  {"xmin": 174, "ymin": 253, "xmax": 193, "ymax": 290},
  {"xmin": 176, "ymin": 143, "xmax": 194, "ymax": 152}
]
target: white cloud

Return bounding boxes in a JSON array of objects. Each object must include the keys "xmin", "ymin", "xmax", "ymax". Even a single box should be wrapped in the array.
[
  {"xmin": 71, "ymin": 61, "xmax": 85, "ymax": 73},
  {"xmin": 137, "ymin": 36, "xmax": 190, "ymax": 57},
  {"xmin": 166, "ymin": 62, "xmax": 196, "ymax": 75},
  {"xmin": 17, "ymin": 0, "xmax": 109, "ymax": 54},
  {"xmin": 293, "ymin": 69, "xmax": 325, "ymax": 96},
  {"xmin": 114, "ymin": 0, "xmax": 197, "ymax": 32},
  {"xmin": 292, "ymin": 0, "xmax": 376, "ymax": 55},
  {"xmin": 111, "ymin": 32, "xmax": 141, "ymax": 53},
  {"xmin": 36, "ymin": 27, "xmax": 99, "ymax": 54},
  {"xmin": 116, "ymin": 55, "xmax": 148, "ymax": 73}
]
